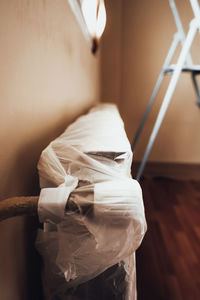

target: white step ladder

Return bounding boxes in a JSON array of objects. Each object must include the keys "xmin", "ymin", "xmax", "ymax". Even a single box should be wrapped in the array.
[{"xmin": 132, "ymin": 0, "xmax": 200, "ymax": 181}]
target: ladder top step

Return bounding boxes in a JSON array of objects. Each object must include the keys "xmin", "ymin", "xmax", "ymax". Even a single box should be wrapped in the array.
[{"xmin": 164, "ymin": 64, "xmax": 200, "ymax": 74}]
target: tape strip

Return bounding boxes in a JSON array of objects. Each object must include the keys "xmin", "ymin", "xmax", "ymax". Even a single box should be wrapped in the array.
[{"xmin": 38, "ymin": 175, "xmax": 79, "ymax": 224}]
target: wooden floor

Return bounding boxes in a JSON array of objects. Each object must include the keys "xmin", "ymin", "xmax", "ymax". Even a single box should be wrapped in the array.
[{"xmin": 136, "ymin": 177, "xmax": 200, "ymax": 300}]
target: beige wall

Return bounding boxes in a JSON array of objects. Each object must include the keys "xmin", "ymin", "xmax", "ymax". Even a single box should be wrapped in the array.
[
  {"xmin": 100, "ymin": 0, "xmax": 123, "ymax": 105},
  {"xmin": 0, "ymin": 0, "xmax": 100, "ymax": 299},
  {"xmin": 103, "ymin": 0, "xmax": 200, "ymax": 164}
]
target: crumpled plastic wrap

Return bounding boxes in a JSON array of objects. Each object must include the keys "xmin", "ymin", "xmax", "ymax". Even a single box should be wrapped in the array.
[{"xmin": 36, "ymin": 103, "xmax": 147, "ymax": 300}]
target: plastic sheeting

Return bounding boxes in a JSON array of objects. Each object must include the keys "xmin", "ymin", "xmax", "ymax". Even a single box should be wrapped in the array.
[{"xmin": 36, "ymin": 103, "xmax": 147, "ymax": 300}]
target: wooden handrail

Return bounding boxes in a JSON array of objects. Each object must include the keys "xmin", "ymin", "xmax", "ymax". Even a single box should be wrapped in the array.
[{"xmin": 0, "ymin": 196, "xmax": 39, "ymax": 222}]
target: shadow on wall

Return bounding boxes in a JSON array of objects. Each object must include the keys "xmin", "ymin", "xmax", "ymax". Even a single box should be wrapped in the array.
[{"xmin": 99, "ymin": 0, "xmax": 123, "ymax": 107}]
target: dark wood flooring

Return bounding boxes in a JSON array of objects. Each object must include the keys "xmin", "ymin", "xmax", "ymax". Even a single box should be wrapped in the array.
[{"xmin": 136, "ymin": 177, "xmax": 200, "ymax": 300}]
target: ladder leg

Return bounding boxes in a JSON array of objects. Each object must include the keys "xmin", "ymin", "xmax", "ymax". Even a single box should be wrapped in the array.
[
  {"xmin": 132, "ymin": 33, "xmax": 180, "ymax": 150},
  {"xmin": 169, "ymin": 0, "xmax": 193, "ymax": 65},
  {"xmin": 136, "ymin": 19, "xmax": 198, "ymax": 181},
  {"xmin": 131, "ymin": 71, "xmax": 164, "ymax": 150}
]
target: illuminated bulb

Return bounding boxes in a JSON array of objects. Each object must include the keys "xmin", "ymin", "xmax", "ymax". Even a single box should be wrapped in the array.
[
  {"xmin": 96, "ymin": 0, "xmax": 106, "ymax": 39},
  {"xmin": 81, "ymin": 0, "xmax": 106, "ymax": 53}
]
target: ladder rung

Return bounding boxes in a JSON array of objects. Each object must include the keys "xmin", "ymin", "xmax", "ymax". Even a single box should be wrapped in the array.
[{"xmin": 164, "ymin": 64, "xmax": 200, "ymax": 74}]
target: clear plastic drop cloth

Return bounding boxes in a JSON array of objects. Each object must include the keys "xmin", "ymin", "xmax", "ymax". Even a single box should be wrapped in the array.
[{"xmin": 36, "ymin": 103, "xmax": 147, "ymax": 300}]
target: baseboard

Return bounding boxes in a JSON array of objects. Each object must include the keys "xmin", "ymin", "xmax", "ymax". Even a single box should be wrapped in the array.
[{"xmin": 132, "ymin": 162, "xmax": 200, "ymax": 180}]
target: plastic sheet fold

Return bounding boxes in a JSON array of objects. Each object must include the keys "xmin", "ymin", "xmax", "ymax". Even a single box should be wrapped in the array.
[{"xmin": 36, "ymin": 103, "xmax": 147, "ymax": 300}]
